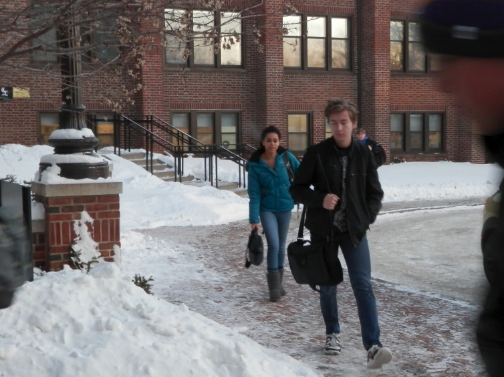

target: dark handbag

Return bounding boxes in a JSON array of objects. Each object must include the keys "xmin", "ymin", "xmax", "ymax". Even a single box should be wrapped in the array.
[
  {"xmin": 287, "ymin": 206, "xmax": 343, "ymax": 291},
  {"xmin": 244, "ymin": 228, "xmax": 264, "ymax": 268}
]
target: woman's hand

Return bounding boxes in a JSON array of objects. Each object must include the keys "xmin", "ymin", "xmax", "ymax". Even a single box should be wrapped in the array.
[
  {"xmin": 250, "ymin": 223, "xmax": 260, "ymax": 232},
  {"xmin": 323, "ymin": 194, "xmax": 339, "ymax": 210}
]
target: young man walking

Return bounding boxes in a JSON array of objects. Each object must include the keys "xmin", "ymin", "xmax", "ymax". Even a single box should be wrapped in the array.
[
  {"xmin": 290, "ymin": 98, "xmax": 392, "ymax": 369},
  {"xmin": 420, "ymin": 2, "xmax": 504, "ymax": 376}
]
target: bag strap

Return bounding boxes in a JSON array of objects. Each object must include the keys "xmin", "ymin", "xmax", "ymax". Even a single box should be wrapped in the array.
[{"xmin": 282, "ymin": 152, "xmax": 295, "ymax": 184}]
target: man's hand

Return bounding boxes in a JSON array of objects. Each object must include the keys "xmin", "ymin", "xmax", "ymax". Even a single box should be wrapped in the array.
[{"xmin": 323, "ymin": 194, "xmax": 339, "ymax": 210}]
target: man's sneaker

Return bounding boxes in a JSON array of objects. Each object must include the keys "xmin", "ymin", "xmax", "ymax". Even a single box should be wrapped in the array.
[
  {"xmin": 366, "ymin": 344, "xmax": 392, "ymax": 369},
  {"xmin": 324, "ymin": 333, "xmax": 342, "ymax": 355}
]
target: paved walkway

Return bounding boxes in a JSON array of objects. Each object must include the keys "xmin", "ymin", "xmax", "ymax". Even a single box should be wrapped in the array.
[{"xmin": 140, "ymin": 202, "xmax": 488, "ymax": 377}]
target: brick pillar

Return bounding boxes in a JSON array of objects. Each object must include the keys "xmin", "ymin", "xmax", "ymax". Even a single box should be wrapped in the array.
[
  {"xmin": 31, "ymin": 182, "xmax": 123, "ymax": 271},
  {"xmin": 255, "ymin": 0, "xmax": 285, "ymax": 138},
  {"xmin": 360, "ymin": 0, "xmax": 391, "ymax": 161}
]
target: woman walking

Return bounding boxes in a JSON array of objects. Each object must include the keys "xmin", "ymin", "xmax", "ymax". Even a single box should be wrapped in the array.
[{"xmin": 247, "ymin": 126, "xmax": 300, "ymax": 301}]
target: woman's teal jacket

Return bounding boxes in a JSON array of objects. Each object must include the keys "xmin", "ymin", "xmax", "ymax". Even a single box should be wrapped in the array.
[{"xmin": 247, "ymin": 146, "xmax": 300, "ymax": 224}]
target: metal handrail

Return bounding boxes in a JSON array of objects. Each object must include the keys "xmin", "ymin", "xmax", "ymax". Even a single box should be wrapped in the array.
[
  {"xmin": 149, "ymin": 115, "xmax": 251, "ymax": 189},
  {"xmin": 113, "ymin": 114, "xmax": 187, "ymax": 183}
]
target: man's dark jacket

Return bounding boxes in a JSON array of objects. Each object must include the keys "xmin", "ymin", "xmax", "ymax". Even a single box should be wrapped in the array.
[
  {"xmin": 290, "ymin": 138, "xmax": 383, "ymax": 246},
  {"xmin": 477, "ymin": 133, "xmax": 504, "ymax": 377}
]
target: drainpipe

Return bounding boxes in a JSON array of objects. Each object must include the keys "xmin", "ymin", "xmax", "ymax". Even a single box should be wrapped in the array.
[{"xmin": 357, "ymin": 0, "xmax": 363, "ymax": 126}]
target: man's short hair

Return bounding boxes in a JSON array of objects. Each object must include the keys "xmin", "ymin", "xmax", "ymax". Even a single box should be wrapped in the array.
[
  {"xmin": 356, "ymin": 128, "xmax": 366, "ymax": 134},
  {"xmin": 325, "ymin": 98, "xmax": 358, "ymax": 122}
]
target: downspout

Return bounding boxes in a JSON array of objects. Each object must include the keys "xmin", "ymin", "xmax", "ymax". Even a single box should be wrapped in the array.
[{"xmin": 357, "ymin": 0, "xmax": 363, "ymax": 126}]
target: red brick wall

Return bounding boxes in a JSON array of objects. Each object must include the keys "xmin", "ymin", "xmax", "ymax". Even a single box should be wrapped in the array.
[
  {"xmin": 0, "ymin": 0, "xmax": 486, "ymax": 164},
  {"xmin": 35, "ymin": 194, "xmax": 121, "ymax": 271}
]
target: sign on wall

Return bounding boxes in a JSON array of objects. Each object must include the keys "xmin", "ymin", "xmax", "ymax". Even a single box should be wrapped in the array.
[{"xmin": 0, "ymin": 87, "xmax": 30, "ymax": 101}]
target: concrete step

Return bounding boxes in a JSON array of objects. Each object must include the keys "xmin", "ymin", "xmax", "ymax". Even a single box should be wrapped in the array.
[
  {"xmin": 233, "ymin": 188, "xmax": 248, "ymax": 197},
  {"xmin": 216, "ymin": 181, "xmax": 239, "ymax": 191},
  {"xmin": 153, "ymin": 170, "xmax": 175, "ymax": 178},
  {"xmin": 120, "ymin": 152, "xmax": 146, "ymax": 160},
  {"xmin": 162, "ymin": 174, "xmax": 194, "ymax": 183}
]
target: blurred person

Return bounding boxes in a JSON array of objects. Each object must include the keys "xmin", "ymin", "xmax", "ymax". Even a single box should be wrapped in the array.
[
  {"xmin": 420, "ymin": 1, "xmax": 504, "ymax": 375},
  {"xmin": 355, "ymin": 128, "xmax": 386, "ymax": 167},
  {"xmin": 247, "ymin": 126, "xmax": 300, "ymax": 301},
  {"xmin": 290, "ymin": 99, "xmax": 391, "ymax": 369}
]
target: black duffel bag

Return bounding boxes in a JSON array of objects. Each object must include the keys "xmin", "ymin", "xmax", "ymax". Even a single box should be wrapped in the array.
[
  {"xmin": 287, "ymin": 206, "xmax": 343, "ymax": 291},
  {"xmin": 244, "ymin": 228, "xmax": 264, "ymax": 268}
]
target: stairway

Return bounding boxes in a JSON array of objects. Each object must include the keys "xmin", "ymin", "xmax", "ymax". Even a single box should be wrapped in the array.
[{"xmin": 118, "ymin": 151, "xmax": 248, "ymax": 196}]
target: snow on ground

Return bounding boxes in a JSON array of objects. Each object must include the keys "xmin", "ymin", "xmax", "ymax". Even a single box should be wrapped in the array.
[{"xmin": 0, "ymin": 143, "xmax": 502, "ymax": 377}]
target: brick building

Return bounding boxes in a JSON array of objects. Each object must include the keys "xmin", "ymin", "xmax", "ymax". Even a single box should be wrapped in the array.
[{"xmin": 0, "ymin": 0, "xmax": 485, "ymax": 164}]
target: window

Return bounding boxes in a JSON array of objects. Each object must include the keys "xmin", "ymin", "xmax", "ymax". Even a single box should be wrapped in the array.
[
  {"xmin": 40, "ymin": 113, "xmax": 60, "ymax": 144},
  {"xmin": 288, "ymin": 113, "xmax": 311, "ymax": 153},
  {"xmin": 90, "ymin": 113, "xmax": 115, "ymax": 149},
  {"xmin": 81, "ymin": 15, "xmax": 120, "ymax": 63},
  {"xmin": 31, "ymin": 6, "xmax": 58, "ymax": 63},
  {"xmin": 283, "ymin": 15, "xmax": 350, "ymax": 70},
  {"xmin": 171, "ymin": 111, "xmax": 240, "ymax": 150},
  {"xmin": 165, "ymin": 9, "xmax": 242, "ymax": 68},
  {"xmin": 390, "ymin": 112, "xmax": 444, "ymax": 152},
  {"xmin": 390, "ymin": 20, "xmax": 439, "ymax": 73},
  {"xmin": 39, "ymin": 112, "xmax": 114, "ymax": 148}
]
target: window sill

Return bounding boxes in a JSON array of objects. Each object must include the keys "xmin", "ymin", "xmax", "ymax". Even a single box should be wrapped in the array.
[
  {"xmin": 165, "ymin": 66, "xmax": 247, "ymax": 74},
  {"xmin": 391, "ymin": 71, "xmax": 438, "ymax": 76},
  {"xmin": 391, "ymin": 151, "xmax": 446, "ymax": 154},
  {"xmin": 284, "ymin": 69, "xmax": 354, "ymax": 76}
]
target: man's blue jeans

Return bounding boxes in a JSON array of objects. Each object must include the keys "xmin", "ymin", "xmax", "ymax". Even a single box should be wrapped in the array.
[
  {"xmin": 259, "ymin": 211, "xmax": 292, "ymax": 271},
  {"xmin": 313, "ymin": 232, "xmax": 381, "ymax": 350}
]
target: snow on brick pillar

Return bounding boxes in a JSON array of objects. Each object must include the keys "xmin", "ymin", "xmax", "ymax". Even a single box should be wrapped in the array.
[
  {"xmin": 360, "ymin": 0, "xmax": 391, "ymax": 161},
  {"xmin": 255, "ymin": 0, "xmax": 285, "ymax": 138},
  {"xmin": 31, "ymin": 182, "xmax": 123, "ymax": 271}
]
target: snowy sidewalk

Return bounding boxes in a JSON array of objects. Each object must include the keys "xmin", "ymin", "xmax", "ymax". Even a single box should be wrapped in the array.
[{"xmin": 137, "ymin": 215, "xmax": 487, "ymax": 377}]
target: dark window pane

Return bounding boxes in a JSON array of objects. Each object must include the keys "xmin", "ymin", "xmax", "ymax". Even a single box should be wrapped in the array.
[
  {"xmin": 390, "ymin": 132, "xmax": 403, "ymax": 150},
  {"xmin": 222, "ymin": 134, "xmax": 237, "ymax": 148},
  {"xmin": 288, "ymin": 114, "xmax": 308, "ymax": 132},
  {"xmin": 408, "ymin": 22, "xmax": 422, "ymax": 42},
  {"xmin": 408, "ymin": 42, "xmax": 426, "ymax": 71},
  {"xmin": 332, "ymin": 18, "xmax": 347, "ymax": 38},
  {"xmin": 221, "ymin": 12, "xmax": 242, "ymax": 66},
  {"xmin": 307, "ymin": 38, "xmax": 325, "ymax": 68},
  {"xmin": 194, "ymin": 40, "xmax": 214, "ymax": 65},
  {"xmin": 332, "ymin": 39, "xmax": 349, "ymax": 69},
  {"xmin": 429, "ymin": 132, "xmax": 442, "ymax": 149},
  {"xmin": 390, "ymin": 114, "xmax": 404, "ymax": 150},
  {"xmin": 283, "ymin": 37, "xmax": 301, "ymax": 67},
  {"xmin": 429, "ymin": 54, "xmax": 441, "ymax": 71},
  {"xmin": 283, "ymin": 15, "xmax": 302, "ymax": 36},
  {"xmin": 409, "ymin": 114, "xmax": 423, "ymax": 131},
  {"xmin": 221, "ymin": 113, "xmax": 237, "ymax": 133},
  {"xmin": 193, "ymin": 11, "xmax": 214, "ymax": 65},
  {"xmin": 409, "ymin": 114, "xmax": 423, "ymax": 149},
  {"xmin": 391, "ymin": 42, "xmax": 403, "ymax": 70},
  {"xmin": 165, "ymin": 34, "xmax": 187, "ymax": 64},
  {"xmin": 390, "ymin": 21, "xmax": 404, "ymax": 41},
  {"xmin": 429, "ymin": 114, "xmax": 442, "ymax": 131},
  {"xmin": 289, "ymin": 134, "xmax": 308, "ymax": 151},
  {"xmin": 410, "ymin": 132, "xmax": 423, "ymax": 149},
  {"xmin": 307, "ymin": 17, "xmax": 325, "ymax": 37}
]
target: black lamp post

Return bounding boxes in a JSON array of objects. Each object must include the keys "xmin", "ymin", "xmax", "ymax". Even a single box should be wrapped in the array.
[{"xmin": 39, "ymin": 12, "xmax": 109, "ymax": 180}]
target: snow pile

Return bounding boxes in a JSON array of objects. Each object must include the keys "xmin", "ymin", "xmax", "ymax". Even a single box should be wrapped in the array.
[{"xmin": 0, "ymin": 264, "xmax": 318, "ymax": 377}]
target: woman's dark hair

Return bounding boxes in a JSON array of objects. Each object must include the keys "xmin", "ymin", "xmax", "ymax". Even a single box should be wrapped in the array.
[{"xmin": 259, "ymin": 125, "xmax": 281, "ymax": 150}]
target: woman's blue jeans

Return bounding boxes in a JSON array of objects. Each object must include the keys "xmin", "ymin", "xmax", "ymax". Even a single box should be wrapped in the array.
[
  {"xmin": 259, "ymin": 211, "xmax": 292, "ymax": 271},
  {"xmin": 313, "ymin": 233, "xmax": 381, "ymax": 350}
]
